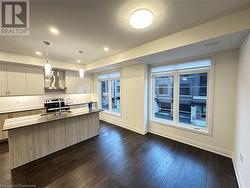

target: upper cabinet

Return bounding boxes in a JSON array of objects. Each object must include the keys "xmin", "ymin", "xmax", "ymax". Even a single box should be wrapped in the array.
[
  {"xmin": 0, "ymin": 64, "xmax": 8, "ymax": 96},
  {"xmin": 0, "ymin": 63, "xmax": 44, "ymax": 96},
  {"xmin": 26, "ymin": 66, "xmax": 44, "ymax": 95},
  {"xmin": 66, "ymin": 70, "xmax": 92, "ymax": 94},
  {"xmin": 6, "ymin": 64, "xmax": 27, "ymax": 96},
  {"xmin": 0, "ymin": 63, "xmax": 91, "ymax": 96}
]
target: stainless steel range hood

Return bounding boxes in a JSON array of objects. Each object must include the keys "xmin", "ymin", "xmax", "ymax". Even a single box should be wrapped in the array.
[{"xmin": 44, "ymin": 69, "xmax": 67, "ymax": 91}]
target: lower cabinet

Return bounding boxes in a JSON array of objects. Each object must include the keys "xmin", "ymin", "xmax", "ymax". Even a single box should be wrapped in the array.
[
  {"xmin": 0, "ymin": 114, "xmax": 9, "ymax": 141},
  {"xmin": 0, "ymin": 109, "xmax": 45, "ymax": 141}
]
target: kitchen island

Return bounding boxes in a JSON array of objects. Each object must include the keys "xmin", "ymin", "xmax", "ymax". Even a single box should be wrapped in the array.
[{"xmin": 3, "ymin": 108, "xmax": 102, "ymax": 169}]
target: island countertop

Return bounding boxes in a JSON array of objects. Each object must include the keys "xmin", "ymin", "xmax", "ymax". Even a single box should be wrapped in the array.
[{"xmin": 3, "ymin": 108, "xmax": 102, "ymax": 131}]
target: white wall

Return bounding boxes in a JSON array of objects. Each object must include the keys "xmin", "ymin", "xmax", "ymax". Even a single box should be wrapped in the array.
[
  {"xmin": 93, "ymin": 49, "xmax": 239, "ymax": 157},
  {"xmin": 234, "ymin": 33, "xmax": 250, "ymax": 188},
  {"xmin": 149, "ymin": 49, "xmax": 238, "ymax": 157},
  {"xmin": 93, "ymin": 64, "xmax": 148, "ymax": 134}
]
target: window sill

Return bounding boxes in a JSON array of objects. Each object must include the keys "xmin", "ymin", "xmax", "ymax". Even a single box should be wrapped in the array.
[
  {"xmin": 101, "ymin": 110, "xmax": 121, "ymax": 117},
  {"xmin": 150, "ymin": 118, "xmax": 211, "ymax": 136}
]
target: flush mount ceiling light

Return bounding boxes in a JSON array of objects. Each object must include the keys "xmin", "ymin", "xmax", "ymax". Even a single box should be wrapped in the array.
[
  {"xmin": 130, "ymin": 9, "xmax": 153, "ymax": 29},
  {"xmin": 49, "ymin": 27, "xmax": 59, "ymax": 34},
  {"xmin": 77, "ymin": 60, "xmax": 81, "ymax": 63},
  {"xmin": 35, "ymin": 51, "xmax": 42, "ymax": 56}
]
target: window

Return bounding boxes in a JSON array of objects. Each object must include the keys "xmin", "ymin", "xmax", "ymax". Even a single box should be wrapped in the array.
[
  {"xmin": 154, "ymin": 75, "xmax": 174, "ymax": 121},
  {"xmin": 151, "ymin": 59, "xmax": 212, "ymax": 132},
  {"xmin": 98, "ymin": 71, "xmax": 120, "ymax": 114},
  {"xmin": 179, "ymin": 73, "xmax": 208, "ymax": 128},
  {"xmin": 111, "ymin": 79, "xmax": 120, "ymax": 113},
  {"xmin": 100, "ymin": 80, "xmax": 109, "ymax": 110}
]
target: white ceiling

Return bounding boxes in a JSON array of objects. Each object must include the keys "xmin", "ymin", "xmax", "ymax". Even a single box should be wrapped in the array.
[
  {"xmin": 0, "ymin": 0, "xmax": 250, "ymax": 65},
  {"xmin": 87, "ymin": 30, "xmax": 249, "ymax": 72}
]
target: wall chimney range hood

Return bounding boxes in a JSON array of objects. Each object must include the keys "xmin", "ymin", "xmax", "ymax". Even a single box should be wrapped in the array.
[{"xmin": 44, "ymin": 69, "xmax": 67, "ymax": 91}]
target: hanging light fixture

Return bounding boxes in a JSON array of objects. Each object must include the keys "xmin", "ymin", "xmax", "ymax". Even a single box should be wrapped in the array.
[
  {"xmin": 77, "ymin": 50, "xmax": 84, "ymax": 78},
  {"xmin": 43, "ymin": 41, "xmax": 52, "ymax": 77},
  {"xmin": 79, "ymin": 67, "xmax": 84, "ymax": 78}
]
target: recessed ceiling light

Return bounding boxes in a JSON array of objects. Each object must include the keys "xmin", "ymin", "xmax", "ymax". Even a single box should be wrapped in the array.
[
  {"xmin": 104, "ymin": 47, "xmax": 109, "ymax": 52},
  {"xmin": 77, "ymin": 60, "xmax": 81, "ymax": 63},
  {"xmin": 35, "ymin": 51, "xmax": 42, "ymax": 56},
  {"xmin": 130, "ymin": 9, "xmax": 153, "ymax": 29},
  {"xmin": 49, "ymin": 27, "xmax": 59, "ymax": 34}
]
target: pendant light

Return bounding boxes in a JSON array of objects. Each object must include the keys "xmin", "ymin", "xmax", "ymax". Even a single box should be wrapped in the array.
[
  {"xmin": 43, "ymin": 41, "xmax": 52, "ymax": 77},
  {"xmin": 77, "ymin": 50, "xmax": 84, "ymax": 78},
  {"xmin": 79, "ymin": 67, "xmax": 84, "ymax": 78}
]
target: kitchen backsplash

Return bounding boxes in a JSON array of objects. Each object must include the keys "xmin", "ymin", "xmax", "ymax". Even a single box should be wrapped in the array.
[{"xmin": 0, "ymin": 93, "xmax": 92, "ymax": 113}]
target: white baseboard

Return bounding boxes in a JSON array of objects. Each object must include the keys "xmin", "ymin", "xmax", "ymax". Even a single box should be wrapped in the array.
[
  {"xmin": 149, "ymin": 128, "xmax": 233, "ymax": 158},
  {"xmin": 100, "ymin": 117, "xmax": 147, "ymax": 135},
  {"xmin": 232, "ymin": 153, "xmax": 245, "ymax": 188}
]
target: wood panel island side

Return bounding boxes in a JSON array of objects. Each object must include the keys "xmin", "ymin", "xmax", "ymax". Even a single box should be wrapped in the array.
[{"xmin": 3, "ymin": 108, "xmax": 102, "ymax": 169}]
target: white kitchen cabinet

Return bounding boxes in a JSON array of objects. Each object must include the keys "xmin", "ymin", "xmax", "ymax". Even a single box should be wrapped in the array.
[
  {"xmin": 0, "ymin": 64, "xmax": 44, "ymax": 96},
  {"xmin": 6, "ymin": 64, "xmax": 27, "ymax": 96},
  {"xmin": 0, "ymin": 64, "xmax": 8, "ymax": 96},
  {"xmin": 26, "ymin": 66, "xmax": 44, "ymax": 95},
  {"xmin": 66, "ymin": 70, "xmax": 92, "ymax": 94}
]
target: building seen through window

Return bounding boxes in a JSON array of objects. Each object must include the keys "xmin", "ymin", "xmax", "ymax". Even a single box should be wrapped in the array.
[
  {"xmin": 179, "ymin": 73, "xmax": 207, "ymax": 128},
  {"xmin": 154, "ymin": 72, "xmax": 208, "ymax": 128},
  {"xmin": 154, "ymin": 76, "xmax": 174, "ymax": 121}
]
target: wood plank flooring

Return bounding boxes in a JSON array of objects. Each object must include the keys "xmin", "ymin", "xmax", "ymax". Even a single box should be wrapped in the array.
[{"xmin": 0, "ymin": 121, "xmax": 238, "ymax": 188}]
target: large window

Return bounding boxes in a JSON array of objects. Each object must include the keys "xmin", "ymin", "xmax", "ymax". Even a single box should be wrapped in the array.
[
  {"xmin": 151, "ymin": 59, "xmax": 212, "ymax": 132},
  {"xmin": 99, "ymin": 72, "xmax": 120, "ymax": 114}
]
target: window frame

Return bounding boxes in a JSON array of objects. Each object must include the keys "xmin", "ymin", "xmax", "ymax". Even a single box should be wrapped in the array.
[
  {"xmin": 152, "ymin": 71, "xmax": 176, "ymax": 125},
  {"xmin": 150, "ymin": 57, "xmax": 214, "ymax": 135},
  {"xmin": 99, "ymin": 80, "xmax": 109, "ymax": 110},
  {"xmin": 98, "ymin": 72, "xmax": 121, "ymax": 116}
]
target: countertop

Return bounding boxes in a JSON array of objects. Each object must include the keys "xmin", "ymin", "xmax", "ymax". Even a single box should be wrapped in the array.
[{"xmin": 3, "ymin": 108, "xmax": 102, "ymax": 131}]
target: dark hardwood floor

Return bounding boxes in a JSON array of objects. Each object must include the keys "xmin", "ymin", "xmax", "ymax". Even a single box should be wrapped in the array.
[{"xmin": 0, "ymin": 121, "xmax": 238, "ymax": 188}]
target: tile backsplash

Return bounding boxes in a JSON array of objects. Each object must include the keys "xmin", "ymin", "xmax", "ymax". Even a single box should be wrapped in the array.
[{"xmin": 0, "ymin": 93, "xmax": 92, "ymax": 113}]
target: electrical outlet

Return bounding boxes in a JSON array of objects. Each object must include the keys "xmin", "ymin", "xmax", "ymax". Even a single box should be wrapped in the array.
[{"xmin": 240, "ymin": 153, "xmax": 244, "ymax": 163}]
